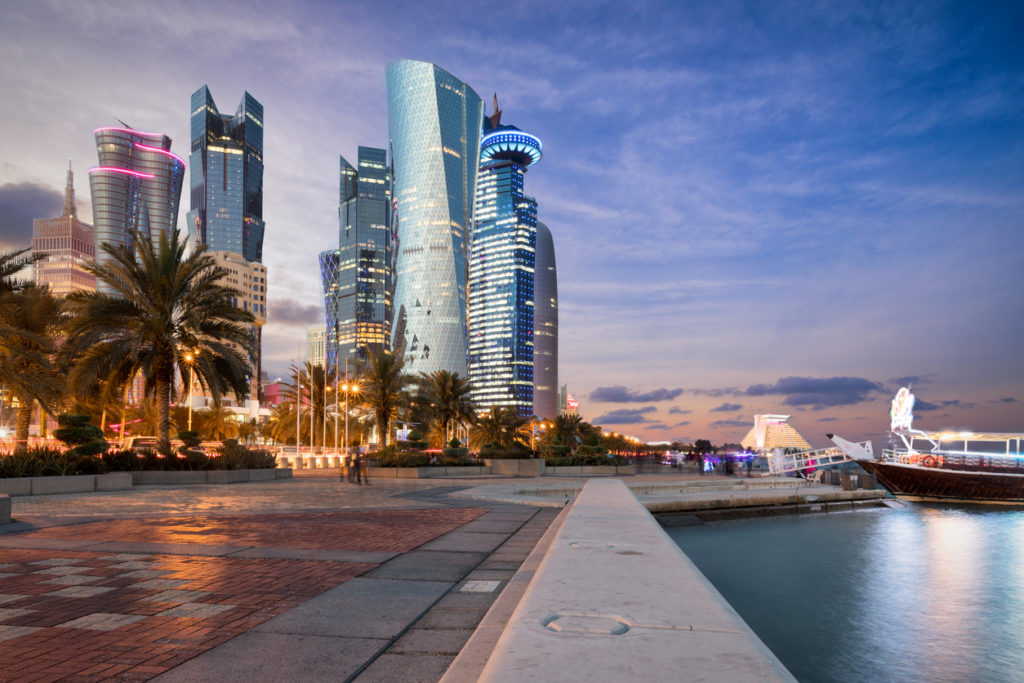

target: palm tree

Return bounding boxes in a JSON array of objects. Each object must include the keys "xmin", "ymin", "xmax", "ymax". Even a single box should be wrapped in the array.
[
  {"xmin": 359, "ymin": 349, "xmax": 412, "ymax": 447},
  {"xmin": 0, "ymin": 247, "xmax": 42, "ymax": 295},
  {"xmin": 0, "ymin": 285, "xmax": 64, "ymax": 450},
  {"xmin": 64, "ymin": 228, "xmax": 255, "ymax": 454},
  {"xmin": 417, "ymin": 370, "xmax": 475, "ymax": 446},
  {"xmin": 280, "ymin": 362, "xmax": 337, "ymax": 449},
  {"xmin": 197, "ymin": 398, "xmax": 240, "ymax": 441},
  {"xmin": 470, "ymin": 407, "xmax": 529, "ymax": 449}
]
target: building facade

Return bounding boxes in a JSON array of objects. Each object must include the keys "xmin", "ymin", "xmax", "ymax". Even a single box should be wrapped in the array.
[
  {"xmin": 89, "ymin": 126, "xmax": 185, "ymax": 293},
  {"xmin": 32, "ymin": 162, "xmax": 96, "ymax": 294},
  {"xmin": 533, "ymin": 221, "xmax": 558, "ymax": 420},
  {"xmin": 306, "ymin": 324, "xmax": 327, "ymax": 368},
  {"xmin": 386, "ymin": 60, "xmax": 484, "ymax": 377},
  {"xmin": 185, "ymin": 250, "xmax": 267, "ymax": 417},
  {"xmin": 187, "ymin": 86, "xmax": 265, "ymax": 263},
  {"xmin": 467, "ymin": 103, "xmax": 542, "ymax": 417},
  {"xmin": 320, "ymin": 147, "xmax": 391, "ymax": 372}
]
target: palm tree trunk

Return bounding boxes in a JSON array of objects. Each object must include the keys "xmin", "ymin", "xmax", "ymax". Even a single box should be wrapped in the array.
[
  {"xmin": 155, "ymin": 365, "xmax": 172, "ymax": 455},
  {"xmin": 15, "ymin": 399, "xmax": 33, "ymax": 453}
]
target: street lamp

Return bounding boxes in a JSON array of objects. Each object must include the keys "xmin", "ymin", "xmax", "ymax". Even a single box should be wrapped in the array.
[
  {"xmin": 323, "ymin": 385, "xmax": 331, "ymax": 452},
  {"xmin": 342, "ymin": 381, "xmax": 360, "ymax": 455},
  {"xmin": 184, "ymin": 353, "xmax": 197, "ymax": 431}
]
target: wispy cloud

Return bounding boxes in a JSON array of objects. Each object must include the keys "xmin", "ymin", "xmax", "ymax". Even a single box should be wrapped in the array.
[
  {"xmin": 710, "ymin": 402, "xmax": 743, "ymax": 413},
  {"xmin": 592, "ymin": 407, "xmax": 657, "ymax": 425},
  {"xmin": 590, "ymin": 386, "xmax": 683, "ymax": 403}
]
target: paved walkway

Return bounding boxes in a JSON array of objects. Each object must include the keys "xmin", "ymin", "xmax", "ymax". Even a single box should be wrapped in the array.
[{"xmin": 0, "ymin": 473, "xmax": 558, "ymax": 682}]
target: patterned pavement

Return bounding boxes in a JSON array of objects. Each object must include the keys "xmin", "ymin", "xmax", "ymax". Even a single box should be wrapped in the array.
[{"xmin": 0, "ymin": 498, "xmax": 487, "ymax": 682}]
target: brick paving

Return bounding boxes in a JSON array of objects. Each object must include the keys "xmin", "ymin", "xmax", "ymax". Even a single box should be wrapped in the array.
[{"xmin": 0, "ymin": 506, "xmax": 486, "ymax": 682}]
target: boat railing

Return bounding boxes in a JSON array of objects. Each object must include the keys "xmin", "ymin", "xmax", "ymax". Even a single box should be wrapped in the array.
[{"xmin": 884, "ymin": 448, "xmax": 1024, "ymax": 471}]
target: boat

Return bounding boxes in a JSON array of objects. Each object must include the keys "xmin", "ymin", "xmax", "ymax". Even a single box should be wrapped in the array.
[{"xmin": 829, "ymin": 387, "xmax": 1024, "ymax": 504}]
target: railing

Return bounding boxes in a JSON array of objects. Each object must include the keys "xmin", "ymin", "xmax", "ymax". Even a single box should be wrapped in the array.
[
  {"xmin": 883, "ymin": 448, "xmax": 1024, "ymax": 471},
  {"xmin": 765, "ymin": 446, "xmax": 852, "ymax": 476}
]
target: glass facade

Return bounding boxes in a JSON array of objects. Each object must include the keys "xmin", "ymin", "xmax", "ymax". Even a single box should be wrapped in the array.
[
  {"xmin": 187, "ymin": 86, "xmax": 265, "ymax": 263},
  {"xmin": 468, "ymin": 118, "xmax": 542, "ymax": 417},
  {"xmin": 386, "ymin": 60, "xmax": 483, "ymax": 377},
  {"xmin": 533, "ymin": 221, "xmax": 558, "ymax": 420},
  {"xmin": 321, "ymin": 147, "xmax": 392, "ymax": 370},
  {"xmin": 89, "ymin": 127, "xmax": 185, "ymax": 294}
]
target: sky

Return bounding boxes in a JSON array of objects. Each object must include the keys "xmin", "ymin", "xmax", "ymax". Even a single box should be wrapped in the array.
[{"xmin": 1, "ymin": 0, "xmax": 1022, "ymax": 447}]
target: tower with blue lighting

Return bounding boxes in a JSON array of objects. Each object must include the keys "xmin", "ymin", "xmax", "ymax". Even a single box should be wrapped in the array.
[{"xmin": 468, "ymin": 97, "xmax": 542, "ymax": 417}]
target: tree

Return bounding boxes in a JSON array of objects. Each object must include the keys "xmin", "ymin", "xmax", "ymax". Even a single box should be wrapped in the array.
[
  {"xmin": 358, "ymin": 349, "xmax": 412, "ymax": 447},
  {"xmin": 280, "ymin": 362, "xmax": 337, "ymax": 449},
  {"xmin": 417, "ymin": 370, "xmax": 474, "ymax": 446},
  {"xmin": 0, "ymin": 247, "xmax": 42, "ymax": 295},
  {"xmin": 471, "ymin": 407, "xmax": 529, "ymax": 449},
  {"xmin": 64, "ymin": 228, "xmax": 255, "ymax": 455},
  {"xmin": 0, "ymin": 285, "xmax": 64, "ymax": 450},
  {"xmin": 197, "ymin": 398, "xmax": 240, "ymax": 441}
]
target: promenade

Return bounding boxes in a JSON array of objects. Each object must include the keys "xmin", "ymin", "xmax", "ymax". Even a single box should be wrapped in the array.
[
  {"xmin": 0, "ymin": 472, "xmax": 558, "ymax": 682},
  {"xmin": 0, "ymin": 471, "xmax": 876, "ymax": 681}
]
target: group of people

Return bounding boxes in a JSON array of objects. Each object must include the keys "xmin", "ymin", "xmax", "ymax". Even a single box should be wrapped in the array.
[{"xmin": 341, "ymin": 453, "xmax": 369, "ymax": 484}]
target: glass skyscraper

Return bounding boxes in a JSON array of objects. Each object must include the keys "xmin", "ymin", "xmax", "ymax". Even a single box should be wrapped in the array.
[
  {"xmin": 386, "ymin": 60, "xmax": 483, "ymax": 377},
  {"xmin": 320, "ymin": 148, "xmax": 392, "ymax": 372},
  {"xmin": 187, "ymin": 86, "xmax": 265, "ymax": 263},
  {"xmin": 89, "ymin": 126, "xmax": 185, "ymax": 293},
  {"xmin": 533, "ymin": 221, "xmax": 558, "ymax": 420},
  {"xmin": 467, "ymin": 103, "xmax": 543, "ymax": 417}
]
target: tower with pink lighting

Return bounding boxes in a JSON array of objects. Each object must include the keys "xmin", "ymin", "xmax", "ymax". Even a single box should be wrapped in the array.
[{"xmin": 88, "ymin": 126, "xmax": 185, "ymax": 293}]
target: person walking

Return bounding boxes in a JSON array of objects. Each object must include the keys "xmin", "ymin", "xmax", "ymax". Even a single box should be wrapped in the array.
[{"xmin": 354, "ymin": 452, "xmax": 364, "ymax": 485}]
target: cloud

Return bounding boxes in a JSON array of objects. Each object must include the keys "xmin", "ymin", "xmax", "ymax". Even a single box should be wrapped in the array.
[
  {"xmin": 817, "ymin": 417, "xmax": 839, "ymax": 422},
  {"xmin": 592, "ymin": 406, "xmax": 657, "ymax": 424},
  {"xmin": 745, "ymin": 376, "xmax": 883, "ymax": 408},
  {"xmin": 268, "ymin": 298, "xmax": 323, "ymax": 326},
  {"xmin": 690, "ymin": 387, "xmax": 740, "ymax": 397},
  {"xmin": 890, "ymin": 375, "xmax": 935, "ymax": 388},
  {"xmin": 916, "ymin": 398, "xmax": 975, "ymax": 412},
  {"xmin": 914, "ymin": 400, "xmax": 940, "ymax": 412},
  {"xmin": 673, "ymin": 420, "xmax": 691, "ymax": 427},
  {"xmin": 710, "ymin": 418, "xmax": 750, "ymax": 429},
  {"xmin": 710, "ymin": 402, "xmax": 743, "ymax": 412},
  {"xmin": 991, "ymin": 397, "xmax": 1017, "ymax": 404},
  {"xmin": 668, "ymin": 407, "xmax": 692, "ymax": 415},
  {"xmin": 646, "ymin": 423, "xmax": 671, "ymax": 431},
  {"xmin": 0, "ymin": 182, "xmax": 62, "ymax": 248},
  {"xmin": 589, "ymin": 386, "xmax": 683, "ymax": 403}
]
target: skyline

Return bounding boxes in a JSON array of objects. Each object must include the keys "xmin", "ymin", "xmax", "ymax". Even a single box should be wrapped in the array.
[{"xmin": 1, "ymin": 1, "xmax": 1021, "ymax": 446}]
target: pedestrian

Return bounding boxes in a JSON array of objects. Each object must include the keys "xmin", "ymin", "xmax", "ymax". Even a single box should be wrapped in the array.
[
  {"xmin": 347, "ymin": 453, "xmax": 356, "ymax": 483},
  {"xmin": 361, "ymin": 451, "xmax": 370, "ymax": 485},
  {"xmin": 355, "ymin": 453, "xmax": 364, "ymax": 484}
]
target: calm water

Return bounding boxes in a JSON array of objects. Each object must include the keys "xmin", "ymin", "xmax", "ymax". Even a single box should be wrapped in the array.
[{"xmin": 667, "ymin": 505, "xmax": 1024, "ymax": 683}]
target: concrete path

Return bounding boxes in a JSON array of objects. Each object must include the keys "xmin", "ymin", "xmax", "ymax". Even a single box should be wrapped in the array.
[{"xmin": 0, "ymin": 474, "xmax": 558, "ymax": 682}]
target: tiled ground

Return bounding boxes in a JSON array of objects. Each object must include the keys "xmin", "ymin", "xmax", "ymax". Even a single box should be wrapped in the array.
[{"xmin": 0, "ymin": 508, "xmax": 486, "ymax": 682}]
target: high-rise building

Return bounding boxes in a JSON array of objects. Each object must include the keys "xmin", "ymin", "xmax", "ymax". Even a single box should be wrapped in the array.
[
  {"xmin": 468, "ymin": 99, "xmax": 542, "ymax": 417},
  {"xmin": 306, "ymin": 324, "xmax": 327, "ymax": 368},
  {"xmin": 187, "ymin": 86, "xmax": 265, "ymax": 263},
  {"xmin": 89, "ymin": 126, "xmax": 185, "ymax": 293},
  {"xmin": 533, "ymin": 221, "xmax": 558, "ymax": 420},
  {"xmin": 386, "ymin": 60, "xmax": 484, "ymax": 377},
  {"xmin": 559, "ymin": 385, "xmax": 579, "ymax": 417},
  {"xmin": 32, "ymin": 162, "xmax": 96, "ymax": 294},
  {"xmin": 320, "ymin": 147, "xmax": 391, "ymax": 372}
]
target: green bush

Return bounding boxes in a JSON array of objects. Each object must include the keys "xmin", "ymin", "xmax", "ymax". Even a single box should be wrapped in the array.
[
  {"xmin": 480, "ymin": 444, "xmax": 532, "ymax": 460},
  {"xmin": 372, "ymin": 448, "xmax": 431, "ymax": 467},
  {"xmin": 543, "ymin": 453, "xmax": 628, "ymax": 466},
  {"xmin": 54, "ymin": 414, "xmax": 109, "ymax": 458},
  {"xmin": 541, "ymin": 445, "xmax": 572, "ymax": 456}
]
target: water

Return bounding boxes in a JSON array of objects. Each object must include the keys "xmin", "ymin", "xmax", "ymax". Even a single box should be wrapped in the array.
[{"xmin": 667, "ymin": 505, "xmax": 1024, "ymax": 682}]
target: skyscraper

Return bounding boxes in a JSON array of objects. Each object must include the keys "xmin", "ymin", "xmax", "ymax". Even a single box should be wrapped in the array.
[
  {"xmin": 533, "ymin": 220, "xmax": 558, "ymax": 420},
  {"xmin": 32, "ymin": 162, "xmax": 96, "ymax": 294},
  {"xmin": 187, "ymin": 86, "xmax": 265, "ymax": 263},
  {"xmin": 320, "ymin": 147, "xmax": 391, "ymax": 371},
  {"xmin": 467, "ymin": 99, "xmax": 543, "ymax": 417},
  {"xmin": 386, "ymin": 60, "xmax": 484, "ymax": 377},
  {"xmin": 89, "ymin": 126, "xmax": 185, "ymax": 293}
]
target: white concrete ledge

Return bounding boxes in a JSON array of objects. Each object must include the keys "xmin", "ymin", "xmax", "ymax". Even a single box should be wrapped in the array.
[{"xmin": 478, "ymin": 479, "xmax": 794, "ymax": 682}]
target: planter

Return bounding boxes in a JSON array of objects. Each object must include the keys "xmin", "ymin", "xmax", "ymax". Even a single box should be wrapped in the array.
[
  {"xmin": 368, "ymin": 466, "xmax": 491, "ymax": 479},
  {"xmin": 484, "ymin": 459, "xmax": 546, "ymax": 477}
]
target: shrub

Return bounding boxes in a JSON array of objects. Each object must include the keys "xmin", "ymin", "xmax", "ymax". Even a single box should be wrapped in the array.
[
  {"xmin": 480, "ymin": 444, "xmax": 532, "ymax": 460},
  {"xmin": 0, "ymin": 450, "xmax": 46, "ymax": 477},
  {"xmin": 541, "ymin": 445, "xmax": 572, "ymax": 456},
  {"xmin": 54, "ymin": 414, "xmax": 109, "ymax": 458},
  {"xmin": 543, "ymin": 453, "xmax": 628, "ymax": 466},
  {"xmin": 440, "ymin": 447, "xmax": 474, "ymax": 466},
  {"xmin": 372, "ymin": 448, "xmax": 431, "ymax": 468}
]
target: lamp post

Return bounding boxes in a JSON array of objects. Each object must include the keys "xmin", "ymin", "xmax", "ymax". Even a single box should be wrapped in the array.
[
  {"xmin": 185, "ymin": 353, "xmax": 196, "ymax": 431},
  {"xmin": 323, "ymin": 385, "xmax": 330, "ymax": 452}
]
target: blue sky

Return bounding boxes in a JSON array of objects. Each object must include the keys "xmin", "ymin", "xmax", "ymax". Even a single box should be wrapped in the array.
[{"xmin": 1, "ymin": 0, "xmax": 1021, "ymax": 446}]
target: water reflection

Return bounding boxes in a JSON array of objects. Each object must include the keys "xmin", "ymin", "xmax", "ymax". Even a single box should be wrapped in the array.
[{"xmin": 668, "ymin": 506, "xmax": 1024, "ymax": 682}]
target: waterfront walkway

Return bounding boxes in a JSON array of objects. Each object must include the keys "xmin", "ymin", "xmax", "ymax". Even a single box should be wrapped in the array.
[{"xmin": 0, "ymin": 472, "xmax": 872, "ymax": 681}]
